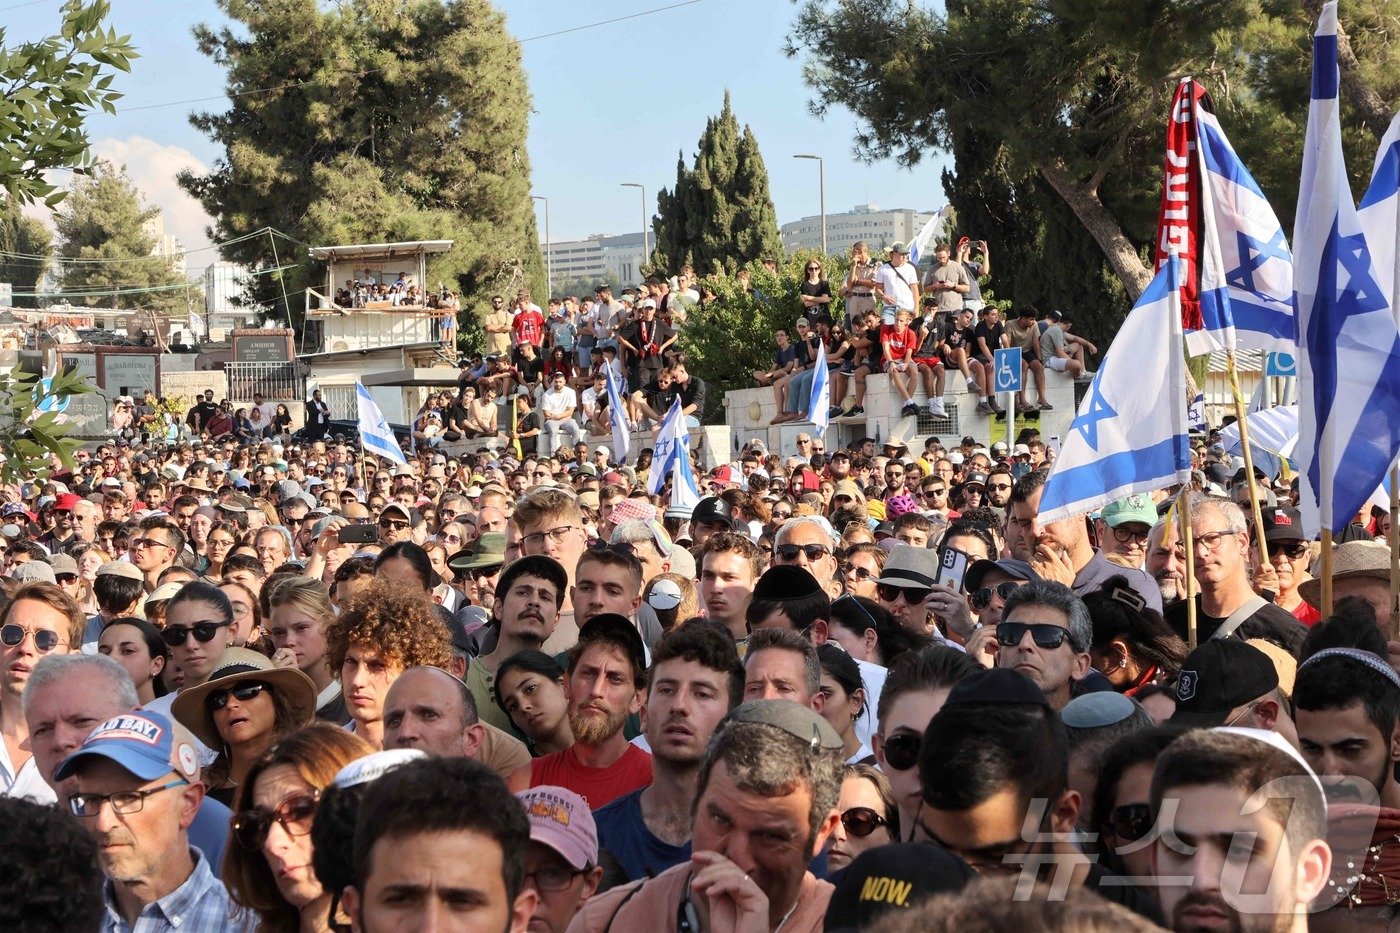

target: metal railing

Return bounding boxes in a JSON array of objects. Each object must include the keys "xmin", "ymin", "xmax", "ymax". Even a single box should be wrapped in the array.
[
  {"xmin": 226, "ymin": 361, "xmax": 306, "ymax": 404},
  {"xmin": 321, "ymin": 384, "xmax": 358, "ymax": 421}
]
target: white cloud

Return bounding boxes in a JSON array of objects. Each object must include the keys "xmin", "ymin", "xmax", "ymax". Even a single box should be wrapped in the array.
[{"xmin": 92, "ymin": 136, "xmax": 216, "ymax": 269}]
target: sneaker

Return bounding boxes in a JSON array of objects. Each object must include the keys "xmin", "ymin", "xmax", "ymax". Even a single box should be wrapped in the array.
[
  {"xmin": 988, "ymin": 398, "xmax": 1005, "ymax": 414},
  {"xmin": 975, "ymin": 400, "xmax": 994, "ymax": 414},
  {"xmin": 900, "ymin": 402, "xmax": 919, "ymax": 419},
  {"xmin": 929, "ymin": 399, "xmax": 947, "ymax": 418},
  {"xmin": 828, "ymin": 405, "xmax": 843, "ymax": 419},
  {"xmin": 846, "ymin": 405, "xmax": 865, "ymax": 417},
  {"xmin": 967, "ymin": 379, "xmax": 982, "ymax": 395},
  {"xmin": 1076, "ymin": 371, "xmax": 1096, "ymax": 383}
]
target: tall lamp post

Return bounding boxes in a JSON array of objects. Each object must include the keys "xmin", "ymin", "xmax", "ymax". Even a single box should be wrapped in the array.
[
  {"xmin": 621, "ymin": 182, "xmax": 648, "ymax": 278},
  {"xmin": 793, "ymin": 154, "xmax": 826, "ymax": 258},
  {"xmin": 532, "ymin": 195, "xmax": 550, "ymax": 294}
]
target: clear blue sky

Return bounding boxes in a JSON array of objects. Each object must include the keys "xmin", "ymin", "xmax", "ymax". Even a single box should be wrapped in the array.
[{"xmin": 8, "ymin": 0, "xmax": 948, "ymax": 252}]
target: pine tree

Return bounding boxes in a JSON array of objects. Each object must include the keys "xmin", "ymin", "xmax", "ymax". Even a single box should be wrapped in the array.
[
  {"xmin": 0, "ymin": 197, "xmax": 53, "ymax": 308},
  {"xmin": 52, "ymin": 162, "xmax": 189, "ymax": 313},
  {"xmin": 653, "ymin": 92, "xmax": 783, "ymax": 276},
  {"xmin": 179, "ymin": 0, "xmax": 543, "ymax": 321}
]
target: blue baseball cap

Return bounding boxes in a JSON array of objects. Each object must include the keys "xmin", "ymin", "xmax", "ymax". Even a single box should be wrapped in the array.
[{"xmin": 54, "ymin": 711, "xmax": 200, "ymax": 783}]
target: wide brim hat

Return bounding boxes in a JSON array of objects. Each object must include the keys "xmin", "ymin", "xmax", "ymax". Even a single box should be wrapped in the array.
[
  {"xmin": 172, "ymin": 647, "xmax": 317, "ymax": 749},
  {"xmin": 1299, "ymin": 539, "xmax": 1389, "ymax": 607}
]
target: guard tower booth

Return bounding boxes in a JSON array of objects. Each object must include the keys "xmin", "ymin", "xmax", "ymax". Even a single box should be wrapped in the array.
[{"xmin": 301, "ymin": 240, "xmax": 457, "ymax": 423}]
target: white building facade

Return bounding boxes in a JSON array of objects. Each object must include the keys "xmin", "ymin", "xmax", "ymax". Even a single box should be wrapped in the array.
[{"xmin": 781, "ymin": 204, "xmax": 939, "ymax": 256}]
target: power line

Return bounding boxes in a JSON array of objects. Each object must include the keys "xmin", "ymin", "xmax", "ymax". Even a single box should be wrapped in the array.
[
  {"xmin": 0, "ymin": 226, "xmax": 292, "ymax": 264},
  {"xmin": 0, "ymin": 0, "xmax": 57, "ymax": 12},
  {"xmin": 116, "ymin": 0, "xmax": 708, "ymax": 114}
]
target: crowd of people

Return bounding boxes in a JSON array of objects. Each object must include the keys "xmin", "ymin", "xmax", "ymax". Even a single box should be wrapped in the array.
[{"xmin": 1, "ymin": 400, "xmax": 1397, "ymax": 932}]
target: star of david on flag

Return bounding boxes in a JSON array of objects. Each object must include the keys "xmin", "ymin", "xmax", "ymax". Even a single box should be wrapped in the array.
[{"xmin": 1038, "ymin": 256, "xmax": 1192, "ymax": 525}]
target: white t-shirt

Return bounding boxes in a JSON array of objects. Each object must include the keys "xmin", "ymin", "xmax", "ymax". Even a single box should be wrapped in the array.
[
  {"xmin": 541, "ymin": 386, "xmax": 579, "ymax": 420},
  {"xmin": 876, "ymin": 262, "xmax": 917, "ymax": 312}
]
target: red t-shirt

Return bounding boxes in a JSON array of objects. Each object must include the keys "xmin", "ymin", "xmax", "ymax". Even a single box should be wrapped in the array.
[
  {"xmin": 1290, "ymin": 599, "xmax": 1322, "ymax": 626},
  {"xmin": 880, "ymin": 324, "xmax": 917, "ymax": 362},
  {"xmin": 513, "ymin": 308, "xmax": 545, "ymax": 347},
  {"xmin": 530, "ymin": 744, "xmax": 653, "ymax": 810}
]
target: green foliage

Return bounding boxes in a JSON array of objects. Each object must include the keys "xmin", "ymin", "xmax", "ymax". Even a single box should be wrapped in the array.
[
  {"xmin": 0, "ymin": 0, "xmax": 136, "ymax": 207},
  {"xmin": 680, "ymin": 250, "xmax": 847, "ymax": 420},
  {"xmin": 180, "ymin": 0, "xmax": 543, "ymax": 322},
  {"xmin": 0, "ymin": 366, "xmax": 93, "ymax": 484},
  {"xmin": 653, "ymin": 91, "xmax": 784, "ymax": 277},
  {"xmin": 0, "ymin": 197, "xmax": 53, "ymax": 308},
  {"xmin": 52, "ymin": 161, "xmax": 190, "ymax": 312}
]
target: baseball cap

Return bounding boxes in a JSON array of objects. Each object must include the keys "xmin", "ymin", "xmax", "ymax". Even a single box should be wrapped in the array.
[
  {"xmin": 10, "ymin": 561, "xmax": 55, "ymax": 584},
  {"xmin": 517, "ymin": 786, "xmax": 598, "ymax": 870},
  {"xmin": 1170, "ymin": 640, "xmax": 1279, "ymax": 728},
  {"xmin": 54, "ymin": 711, "xmax": 201, "ymax": 783},
  {"xmin": 1100, "ymin": 494, "xmax": 1158, "ymax": 528},
  {"xmin": 824, "ymin": 843, "xmax": 975, "ymax": 932},
  {"xmin": 49, "ymin": 554, "xmax": 79, "ymax": 577},
  {"xmin": 691, "ymin": 496, "xmax": 736, "ymax": 528},
  {"xmin": 961, "ymin": 471, "xmax": 988, "ymax": 488},
  {"xmin": 889, "ymin": 241, "xmax": 910, "ymax": 254},
  {"xmin": 53, "ymin": 493, "xmax": 81, "ymax": 512},
  {"xmin": 1258, "ymin": 505, "xmax": 1305, "ymax": 543},
  {"xmin": 962, "ymin": 558, "xmax": 1039, "ymax": 594}
]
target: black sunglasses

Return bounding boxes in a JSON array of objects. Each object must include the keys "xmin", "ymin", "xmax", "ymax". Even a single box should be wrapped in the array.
[
  {"xmin": 840, "ymin": 563, "xmax": 874, "ymax": 581},
  {"xmin": 776, "ymin": 543, "xmax": 830, "ymax": 562},
  {"xmin": 841, "ymin": 806, "xmax": 889, "ymax": 838},
  {"xmin": 161, "ymin": 621, "xmax": 231, "ymax": 647},
  {"xmin": 207, "ymin": 681, "xmax": 269, "ymax": 712},
  {"xmin": 969, "ymin": 581, "xmax": 1021, "ymax": 613},
  {"xmin": 379, "ymin": 519, "xmax": 409, "ymax": 531},
  {"xmin": 996, "ymin": 621, "xmax": 1070, "ymax": 650},
  {"xmin": 1108, "ymin": 803, "xmax": 1153, "ymax": 842},
  {"xmin": 881, "ymin": 732, "xmax": 921, "ymax": 771},
  {"xmin": 1268, "ymin": 541, "xmax": 1308, "ymax": 559},
  {"xmin": 876, "ymin": 583, "xmax": 931, "ymax": 604}
]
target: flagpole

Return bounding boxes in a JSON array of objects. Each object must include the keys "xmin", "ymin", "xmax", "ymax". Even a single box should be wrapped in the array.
[
  {"xmin": 1180, "ymin": 489, "xmax": 1198, "ymax": 649},
  {"xmin": 1390, "ymin": 468, "xmax": 1399, "ymax": 638},
  {"xmin": 1320, "ymin": 529, "xmax": 1334, "ymax": 617},
  {"xmin": 1225, "ymin": 352, "xmax": 1270, "ymax": 569}
]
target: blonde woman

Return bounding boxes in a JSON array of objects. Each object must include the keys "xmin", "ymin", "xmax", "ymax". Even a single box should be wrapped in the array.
[{"xmin": 266, "ymin": 575, "xmax": 345, "ymax": 725}]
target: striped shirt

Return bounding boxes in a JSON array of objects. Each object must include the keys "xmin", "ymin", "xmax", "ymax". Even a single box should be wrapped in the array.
[{"xmin": 101, "ymin": 848, "xmax": 254, "ymax": 933}]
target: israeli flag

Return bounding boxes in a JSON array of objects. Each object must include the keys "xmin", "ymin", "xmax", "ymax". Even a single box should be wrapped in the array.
[
  {"xmin": 647, "ymin": 397, "xmax": 689, "ymax": 497},
  {"xmin": 1187, "ymin": 392, "xmax": 1208, "ymax": 432},
  {"xmin": 604, "ymin": 364, "xmax": 631, "ymax": 465},
  {"xmin": 1189, "ymin": 107, "xmax": 1297, "ymax": 355},
  {"xmin": 356, "ymin": 382, "xmax": 408, "ymax": 466},
  {"xmin": 1294, "ymin": 1, "xmax": 1400, "ymax": 536},
  {"xmin": 1358, "ymin": 110, "xmax": 1400, "ymax": 316},
  {"xmin": 1038, "ymin": 256, "xmax": 1192, "ymax": 525},
  {"xmin": 808, "ymin": 344, "xmax": 831, "ymax": 437},
  {"xmin": 908, "ymin": 206, "xmax": 946, "ymax": 266}
]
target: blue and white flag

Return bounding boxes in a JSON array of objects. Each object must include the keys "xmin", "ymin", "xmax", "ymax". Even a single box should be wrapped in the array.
[
  {"xmin": 1189, "ymin": 106, "xmax": 1298, "ymax": 355},
  {"xmin": 808, "ymin": 344, "xmax": 831, "ymax": 438},
  {"xmin": 603, "ymin": 363, "xmax": 631, "ymax": 465},
  {"xmin": 1358, "ymin": 109, "xmax": 1400, "ymax": 317},
  {"xmin": 1187, "ymin": 392, "xmax": 1208, "ymax": 432},
  {"xmin": 908, "ymin": 206, "xmax": 947, "ymax": 266},
  {"xmin": 1294, "ymin": 1, "xmax": 1400, "ymax": 536},
  {"xmin": 1038, "ymin": 257, "xmax": 1192, "ymax": 525},
  {"xmin": 647, "ymin": 397, "xmax": 688, "ymax": 497},
  {"xmin": 356, "ymin": 382, "xmax": 407, "ymax": 466}
]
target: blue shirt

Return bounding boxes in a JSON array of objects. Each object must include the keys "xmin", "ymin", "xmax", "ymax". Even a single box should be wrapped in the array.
[
  {"xmin": 101, "ymin": 847, "xmax": 254, "ymax": 932},
  {"xmin": 593, "ymin": 788, "xmax": 690, "ymax": 882},
  {"xmin": 190, "ymin": 796, "xmax": 233, "ymax": 876}
]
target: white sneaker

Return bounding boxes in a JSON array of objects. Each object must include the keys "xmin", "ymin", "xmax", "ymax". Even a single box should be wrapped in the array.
[{"xmin": 930, "ymin": 399, "xmax": 947, "ymax": 418}]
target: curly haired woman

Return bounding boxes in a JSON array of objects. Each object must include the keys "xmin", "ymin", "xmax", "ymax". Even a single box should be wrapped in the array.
[{"xmin": 324, "ymin": 580, "xmax": 451, "ymax": 749}]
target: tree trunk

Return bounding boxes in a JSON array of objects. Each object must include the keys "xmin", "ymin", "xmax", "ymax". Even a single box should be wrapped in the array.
[
  {"xmin": 1036, "ymin": 160, "xmax": 1153, "ymax": 300},
  {"xmin": 1303, "ymin": 0, "xmax": 1395, "ymax": 140}
]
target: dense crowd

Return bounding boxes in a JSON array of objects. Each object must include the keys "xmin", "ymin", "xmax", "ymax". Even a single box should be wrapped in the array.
[{"xmin": 0, "ymin": 413, "xmax": 1394, "ymax": 932}]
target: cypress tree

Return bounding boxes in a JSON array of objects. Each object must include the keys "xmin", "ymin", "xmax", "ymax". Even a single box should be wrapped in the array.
[{"xmin": 653, "ymin": 91, "xmax": 783, "ymax": 276}]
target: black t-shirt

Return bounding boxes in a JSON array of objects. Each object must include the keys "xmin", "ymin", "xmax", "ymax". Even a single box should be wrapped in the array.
[
  {"xmin": 674, "ymin": 375, "xmax": 706, "ymax": 414},
  {"xmin": 1164, "ymin": 595, "xmax": 1308, "ymax": 656},
  {"xmin": 448, "ymin": 402, "xmax": 472, "ymax": 430},
  {"xmin": 863, "ymin": 326, "xmax": 885, "ymax": 368},
  {"xmin": 646, "ymin": 382, "xmax": 680, "ymax": 413},
  {"xmin": 622, "ymin": 318, "xmax": 674, "ymax": 369},
  {"xmin": 800, "ymin": 279, "xmax": 832, "ymax": 302},
  {"xmin": 188, "ymin": 401, "xmax": 219, "ymax": 430},
  {"xmin": 973, "ymin": 321, "xmax": 1005, "ymax": 358},
  {"xmin": 516, "ymin": 355, "xmax": 543, "ymax": 384},
  {"xmin": 516, "ymin": 410, "xmax": 542, "ymax": 436},
  {"xmin": 793, "ymin": 336, "xmax": 820, "ymax": 369},
  {"xmin": 944, "ymin": 322, "xmax": 975, "ymax": 352}
]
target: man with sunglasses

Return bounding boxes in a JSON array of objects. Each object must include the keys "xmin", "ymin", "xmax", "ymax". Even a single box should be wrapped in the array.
[
  {"xmin": 874, "ymin": 546, "xmax": 944, "ymax": 639},
  {"xmin": 1257, "ymin": 506, "xmax": 1319, "ymax": 625},
  {"xmin": 375, "ymin": 502, "xmax": 419, "ymax": 547},
  {"xmin": 2, "ymin": 582, "xmax": 84, "ymax": 801},
  {"xmin": 772, "ymin": 516, "xmax": 841, "ymax": 599},
  {"xmin": 130, "ymin": 519, "xmax": 184, "ymax": 596},
  {"xmin": 55, "ymin": 709, "xmax": 254, "ymax": 931},
  {"xmin": 963, "ymin": 579, "xmax": 1092, "ymax": 711},
  {"xmin": 963, "ymin": 558, "xmax": 1040, "ymax": 630}
]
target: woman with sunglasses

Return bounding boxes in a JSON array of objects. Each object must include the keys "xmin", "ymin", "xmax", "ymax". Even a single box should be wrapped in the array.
[
  {"xmin": 225, "ymin": 724, "xmax": 373, "ymax": 933},
  {"xmin": 1081, "ymin": 576, "xmax": 1187, "ymax": 696},
  {"xmin": 98, "ymin": 616, "xmax": 169, "ymax": 705},
  {"xmin": 1089, "ymin": 725, "xmax": 1184, "ymax": 880},
  {"xmin": 838, "ymin": 542, "xmax": 885, "ymax": 601},
  {"xmin": 495, "ymin": 650, "xmax": 574, "ymax": 756},
  {"xmin": 172, "ymin": 646, "xmax": 318, "ymax": 807},
  {"xmin": 817, "ymin": 643, "xmax": 872, "ymax": 764},
  {"xmin": 825, "ymin": 764, "xmax": 898, "ymax": 872}
]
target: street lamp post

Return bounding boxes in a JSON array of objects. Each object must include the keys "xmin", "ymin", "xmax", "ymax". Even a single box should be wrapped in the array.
[
  {"xmin": 621, "ymin": 182, "xmax": 647, "ymax": 277},
  {"xmin": 532, "ymin": 195, "xmax": 550, "ymax": 294},
  {"xmin": 793, "ymin": 154, "xmax": 826, "ymax": 258}
]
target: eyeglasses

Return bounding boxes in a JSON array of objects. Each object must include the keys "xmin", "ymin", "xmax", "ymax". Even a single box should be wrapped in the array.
[
  {"xmin": 130, "ymin": 537, "xmax": 172, "ymax": 551},
  {"xmin": 776, "ymin": 543, "xmax": 831, "ymax": 562},
  {"xmin": 841, "ymin": 563, "xmax": 875, "ymax": 581},
  {"xmin": 1108, "ymin": 803, "xmax": 1153, "ymax": 842},
  {"xmin": 1111, "ymin": 526, "xmax": 1151, "ymax": 544},
  {"xmin": 161, "ymin": 620, "xmax": 231, "ymax": 646},
  {"xmin": 996, "ymin": 621, "xmax": 1070, "ymax": 650},
  {"xmin": 525, "ymin": 866, "xmax": 585, "ymax": 892},
  {"xmin": 379, "ymin": 518, "xmax": 409, "ymax": 531},
  {"xmin": 970, "ymin": 581, "xmax": 1021, "ymax": 612},
  {"xmin": 841, "ymin": 806, "xmax": 889, "ymax": 838},
  {"xmin": 881, "ymin": 732, "xmax": 921, "ymax": 771},
  {"xmin": 1, "ymin": 623, "xmax": 67, "ymax": 652},
  {"xmin": 1193, "ymin": 529, "xmax": 1238, "ymax": 552},
  {"xmin": 1268, "ymin": 541, "xmax": 1308, "ymax": 559},
  {"xmin": 70, "ymin": 778, "xmax": 189, "ymax": 818},
  {"xmin": 206, "ymin": 681, "xmax": 270, "ymax": 712},
  {"xmin": 522, "ymin": 525, "xmax": 578, "ymax": 548},
  {"xmin": 232, "ymin": 791, "xmax": 320, "ymax": 851},
  {"xmin": 876, "ymin": 583, "xmax": 930, "ymax": 604}
]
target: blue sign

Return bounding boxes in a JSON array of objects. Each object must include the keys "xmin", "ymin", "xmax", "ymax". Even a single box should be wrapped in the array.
[
  {"xmin": 1265, "ymin": 352, "xmax": 1296, "ymax": 377},
  {"xmin": 993, "ymin": 347, "xmax": 1022, "ymax": 394}
]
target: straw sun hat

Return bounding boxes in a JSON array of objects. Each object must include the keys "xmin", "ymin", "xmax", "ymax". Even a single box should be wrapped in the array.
[{"xmin": 172, "ymin": 647, "xmax": 317, "ymax": 749}]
